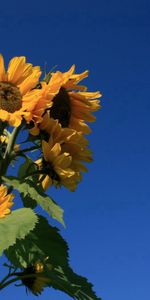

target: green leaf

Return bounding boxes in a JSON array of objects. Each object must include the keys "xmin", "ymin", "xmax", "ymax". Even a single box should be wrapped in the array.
[
  {"xmin": 5, "ymin": 215, "xmax": 101, "ymax": 300},
  {"xmin": 47, "ymin": 266, "xmax": 102, "ymax": 300},
  {"xmin": 3, "ymin": 176, "xmax": 65, "ymax": 226},
  {"xmin": 5, "ymin": 215, "xmax": 68, "ymax": 268},
  {"xmin": 0, "ymin": 208, "xmax": 38, "ymax": 256},
  {"xmin": 21, "ymin": 194, "xmax": 37, "ymax": 209},
  {"xmin": 18, "ymin": 159, "xmax": 38, "ymax": 208}
]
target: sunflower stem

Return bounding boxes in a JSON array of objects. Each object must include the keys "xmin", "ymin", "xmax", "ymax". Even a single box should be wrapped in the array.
[
  {"xmin": 0, "ymin": 273, "xmax": 42, "ymax": 291},
  {"xmin": 0, "ymin": 126, "xmax": 21, "ymax": 177},
  {"xmin": 0, "ymin": 276, "xmax": 19, "ymax": 291},
  {"xmin": 0, "ymin": 271, "xmax": 16, "ymax": 286},
  {"xmin": 4, "ymin": 126, "xmax": 21, "ymax": 159}
]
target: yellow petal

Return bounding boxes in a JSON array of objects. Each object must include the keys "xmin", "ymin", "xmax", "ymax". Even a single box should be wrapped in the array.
[
  {"xmin": 56, "ymin": 167, "xmax": 75, "ymax": 178},
  {"xmin": 0, "ymin": 184, "xmax": 14, "ymax": 219},
  {"xmin": 54, "ymin": 152, "xmax": 72, "ymax": 169},
  {"xmin": 42, "ymin": 175, "xmax": 52, "ymax": 190},
  {"xmin": 19, "ymin": 68, "xmax": 41, "ymax": 95},
  {"xmin": 42, "ymin": 141, "xmax": 61, "ymax": 162},
  {"xmin": 0, "ymin": 54, "xmax": 7, "ymax": 81},
  {"xmin": 8, "ymin": 56, "xmax": 26, "ymax": 84}
]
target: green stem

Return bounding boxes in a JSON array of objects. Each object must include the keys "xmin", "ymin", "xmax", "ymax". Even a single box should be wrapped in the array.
[
  {"xmin": 0, "ymin": 277, "xmax": 19, "ymax": 291},
  {"xmin": 0, "ymin": 126, "xmax": 21, "ymax": 177},
  {"xmin": 0, "ymin": 270, "xmax": 17, "ymax": 286},
  {"xmin": 0, "ymin": 273, "xmax": 12, "ymax": 285},
  {"xmin": 0, "ymin": 273, "xmax": 38, "ymax": 291},
  {"xmin": 11, "ymin": 145, "xmax": 40, "ymax": 161},
  {"xmin": 4, "ymin": 126, "xmax": 21, "ymax": 160}
]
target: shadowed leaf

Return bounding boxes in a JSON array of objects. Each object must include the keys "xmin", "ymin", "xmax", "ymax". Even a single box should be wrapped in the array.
[{"xmin": 5, "ymin": 215, "xmax": 101, "ymax": 299}]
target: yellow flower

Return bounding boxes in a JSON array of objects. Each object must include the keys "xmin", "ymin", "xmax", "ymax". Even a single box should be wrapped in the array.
[
  {"xmin": 0, "ymin": 184, "xmax": 14, "ymax": 218},
  {"xmin": 36, "ymin": 140, "xmax": 77, "ymax": 191},
  {"xmin": 0, "ymin": 54, "xmax": 44, "ymax": 127},
  {"xmin": 37, "ymin": 114, "xmax": 92, "ymax": 166},
  {"xmin": 46, "ymin": 65, "xmax": 101, "ymax": 134},
  {"xmin": 34, "ymin": 117, "xmax": 92, "ymax": 191}
]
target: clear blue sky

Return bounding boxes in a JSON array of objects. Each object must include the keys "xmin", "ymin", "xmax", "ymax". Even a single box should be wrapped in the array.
[{"xmin": 0, "ymin": 0, "xmax": 150, "ymax": 299}]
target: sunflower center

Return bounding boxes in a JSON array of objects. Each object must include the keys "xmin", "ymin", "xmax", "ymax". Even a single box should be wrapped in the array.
[
  {"xmin": 50, "ymin": 87, "xmax": 71, "ymax": 127},
  {"xmin": 42, "ymin": 158, "xmax": 60, "ymax": 181},
  {"xmin": 0, "ymin": 82, "xmax": 22, "ymax": 113}
]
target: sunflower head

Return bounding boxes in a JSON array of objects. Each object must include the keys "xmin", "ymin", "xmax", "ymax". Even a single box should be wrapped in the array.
[
  {"xmin": 0, "ymin": 54, "xmax": 43, "ymax": 127},
  {"xmin": 36, "ymin": 140, "xmax": 78, "ymax": 191},
  {"xmin": 0, "ymin": 81, "xmax": 22, "ymax": 113},
  {"xmin": 32, "ymin": 116, "xmax": 93, "ymax": 191},
  {"xmin": 0, "ymin": 184, "xmax": 14, "ymax": 218},
  {"xmin": 46, "ymin": 65, "xmax": 101, "ymax": 134}
]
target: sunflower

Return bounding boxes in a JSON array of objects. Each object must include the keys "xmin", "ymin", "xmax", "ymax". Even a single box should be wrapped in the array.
[
  {"xmin": 47, "ymin": 117, "xmax": 92, "ymax": 171},
  {"xmin": 34, "ymin": 114, "xmax": 92, "ymax": 167},
  {"xmin": 34, "ymin": 117, "xmax": 92, "ymax": 191},
  {"xmin": 45, "ymin": 65, "xmax": 101, "ymax": 134},
  {"xmin": 36, "ymin": 140, "xmax": 80, "ymax": 191},
  {"xmin": 0, "ymin": 54, "xmax": 50, "ymax": 127},
  {"xmin": 0, "ymin": 184, "xmax": 14, "ymax": 218}
]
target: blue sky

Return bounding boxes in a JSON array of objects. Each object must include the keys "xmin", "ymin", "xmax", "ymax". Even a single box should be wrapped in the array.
[{"xmin": 0, "ymin": 0, "xmax": 150, "ymax": 299}]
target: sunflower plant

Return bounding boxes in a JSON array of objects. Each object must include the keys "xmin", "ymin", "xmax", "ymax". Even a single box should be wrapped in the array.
[{"xmin": 0, "ymin": 55, "xmax": 102, "ymax": 300}]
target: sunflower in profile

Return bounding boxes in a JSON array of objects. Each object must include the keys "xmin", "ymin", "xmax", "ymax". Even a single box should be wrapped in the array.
[
  {"xmin": 45, "ymin": 65, "xmax": 101, "ymax": 134},
  {"xmin": 42, "ymin": 115, "xmax": 92, "ymax": 168},
  {"xmin": 0, "ymin": 54, "xmax": 48, "ymax": 127},
  {"xmin": 0, "ymin": 184, "xmax": 14, "ymax": 218},
  {"xmin": 34, "ymin": 117, "xmax": 92, "ymax": 191},
  {"xmin": 36, "ymin": 140, "xmax": 80, "ymax": 191}
]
